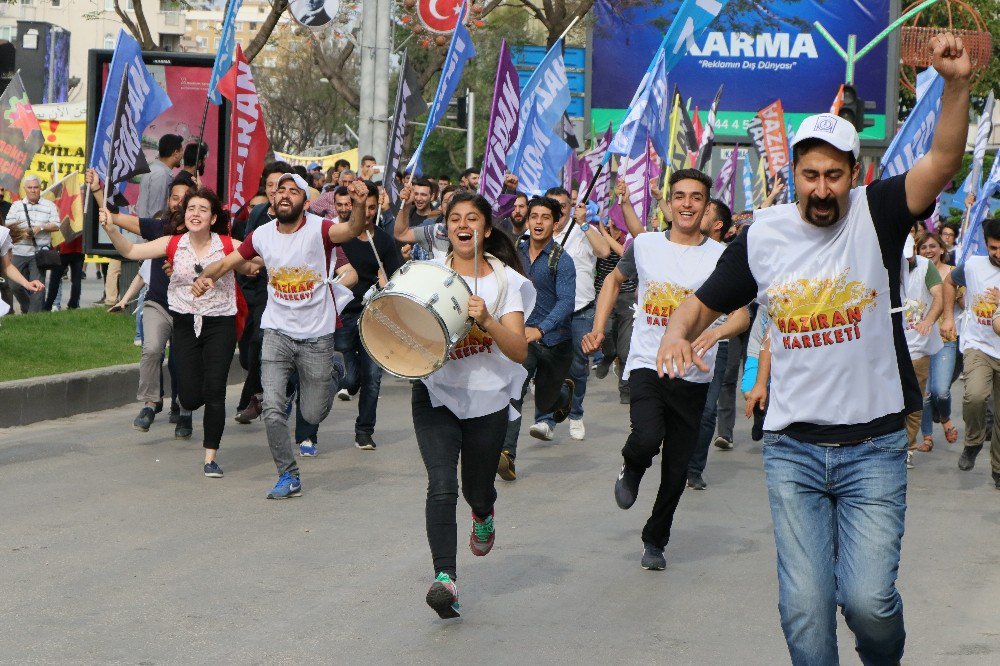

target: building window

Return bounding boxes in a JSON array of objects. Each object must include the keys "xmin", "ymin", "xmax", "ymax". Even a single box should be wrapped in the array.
[
  {"xmin": 51, "ymin": 0, "xmax": 60, "ymax": 6},
  {"xmin": 0, "ymin": 26, "xmax": 16, "ymax": 42},
  {"xmin": 104, "ymin": 33, "xmax": 115, "ymax": 49},
  {"xmin": 195, "ymin": 36, "xmax": 206, "ymax": 49},
  {"xmin": 21, "ymin": 28, "xmax": 38, "ymax": 49}
]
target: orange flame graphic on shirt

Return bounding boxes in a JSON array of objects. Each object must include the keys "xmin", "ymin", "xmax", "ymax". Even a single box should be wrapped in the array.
[
  {"xmin": 642, "ymin": 281, "xmax": 694, "ymax": 325},
  {"xmin": 269, "ymin": 266, "xmax": 321, "ymax": 300},
  {"xmin": 450, "ymin": 323, "xmax": 493, "ymax": 359},
  {"xmin": 767, "ymin": 269, "xmax": 878, "ymax": 335},
  {"xmin": 972, "ymin": 291, "xmax": 999, "ymax": 321}
]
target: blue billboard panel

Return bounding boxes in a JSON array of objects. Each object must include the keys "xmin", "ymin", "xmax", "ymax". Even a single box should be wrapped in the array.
[{"xmin": 592, "ymin": 0, "xmax": 893, "ymax": 141}]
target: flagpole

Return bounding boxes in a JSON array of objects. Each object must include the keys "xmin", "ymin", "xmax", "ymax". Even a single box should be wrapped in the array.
[
  {"xmin": 557, "ymin": 15, "xmax": 581, "ymax": 43},
  {"xmin": 560, "ymin": 162, "xmax": 604, "ymax": 248}
]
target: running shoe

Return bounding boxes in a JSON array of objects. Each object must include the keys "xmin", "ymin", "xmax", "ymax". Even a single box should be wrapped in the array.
[
  {"xmin": 713, "ymin": 436, "xmax": 734, "ymax": 451},
  {"xmin": 174, "ymin": 414, "xmax": 193, "ymax": 440},
  {"xmin": 235, "ymin": 394, "xmax": 262, "ymax": 424},
  {"xmin": 469, "ymin": 509, "xmax": 495, "ymax": 556},
  {"xmin": 958, "ymin": 444, "xmax": 982, "ymax": 471},
  {"xmin": 426, "ymin": 572, "xmax": 460, "ymax": 619},
  {"xmin": 686, "ymin": 472, "xmax": 707, "ymax": 490},
  {"xmin": 615, "ymin": 463, "xmax": 642, "ymax": 510},
  {"xmin": 266, "ymin": 472, "xmax": 302, "ymax": 499},
  {"xmin": 569, "ymin": 419, "xmax": 586, "ymax": 440},
  {"xmin": 641, "ymin": 543, "xmax": 666, "ymax": 571},
  {"xmin": 529, "ymin": 422, "xmax": 554, "ymax": 441},
  {"xmin": 336, "ymin": 388, "xmax": 352, "ymax": 401},
  {"xmin": 355, "ymin": 433, "xmax": 377, "ymax": 450},
  {"xmin": 551, "ymin": 379, "xmax": 576, "ymax": 423},
  {"xmin": 299, "ymin": 440, "xmax": 318, "ymax": 457},
  {"xmin": 497, "ymin": 450, "xmax": 516, "ymax": 481},
  {"xmin": 133, "ymin": 406, "xmax": 156, "ymax": 432},
  {"xmin": 203, "ymin": 461, "xmax": 224, "ymax": 478}
]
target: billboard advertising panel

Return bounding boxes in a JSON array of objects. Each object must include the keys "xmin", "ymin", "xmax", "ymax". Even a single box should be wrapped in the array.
[
  {"xmin": 85, "ymin": 50, "xmax": 229, "ymax": 255},
  {"xmin": 592, "ymin": 0, "xmax": 896, "ymax": 143}
]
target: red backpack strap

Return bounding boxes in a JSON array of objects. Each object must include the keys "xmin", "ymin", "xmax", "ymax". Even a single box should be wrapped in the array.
[
  {"xmin": 219, "ymin": 234, "xmax": 235, "ymax": 255},
  {"xmin": 166, "ymin": 234, "xmax": 182, "ymax": 263}
]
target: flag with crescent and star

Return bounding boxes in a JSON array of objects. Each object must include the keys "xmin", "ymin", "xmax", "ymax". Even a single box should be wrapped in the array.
[{"xmin": 0, "ymin": 73, "xmax": 44, "ymax": 192}]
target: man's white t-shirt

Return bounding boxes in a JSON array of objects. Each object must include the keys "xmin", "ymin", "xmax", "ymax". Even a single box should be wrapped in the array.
[{"xmin": 558, "ymin": 222, "xmax": 597, "ymax": 311}]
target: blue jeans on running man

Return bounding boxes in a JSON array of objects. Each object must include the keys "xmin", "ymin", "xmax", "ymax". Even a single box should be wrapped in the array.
[
  {"xmin": 920, "ymin": 339, "xmax": 958, "ymax": 437},
  {"xmin": 762, "ymin": 429, "xmax": 907, "ymax": 666},
  {"xmin": 537, "ymin": 304, "xmax": 593, "ymax": 427}
]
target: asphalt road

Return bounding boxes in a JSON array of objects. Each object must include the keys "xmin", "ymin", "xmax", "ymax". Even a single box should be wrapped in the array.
[{"xmin": 1, "ymin": 366, "xmax": 999, "ymax": 664}]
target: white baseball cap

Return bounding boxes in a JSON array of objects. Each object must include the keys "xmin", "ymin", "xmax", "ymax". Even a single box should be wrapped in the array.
[
  {"xmin": 277, "ymin": 172, "xmax": 310, "ymax": 192},
  {"xmin": 791, "ymin": 113, "xmax": 861, "ymax": 160}
]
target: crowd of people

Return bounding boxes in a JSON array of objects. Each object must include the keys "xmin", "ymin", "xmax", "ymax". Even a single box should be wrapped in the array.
[{"xmin": 2, "ymin": 28, "xmax": 996, "ymax": 664}]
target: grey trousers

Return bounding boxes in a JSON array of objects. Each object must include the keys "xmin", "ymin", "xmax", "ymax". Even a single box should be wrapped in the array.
[
  {"xmin": 261, "ymin": 329, "xmax": 344, "ymax": 477},
  {"xmin": 137, "ymin": 301, "xmax": 173, "ymax": 403},
  {"xmin": 716, "ymin": 331, "xmax": 745, "ymax": 441},
  {"xmin": 11, "ymin": 254, "xmax": 44, "ymax": 313}
]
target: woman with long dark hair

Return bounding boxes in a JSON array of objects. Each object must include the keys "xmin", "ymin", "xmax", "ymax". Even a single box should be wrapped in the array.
[
  {"xmin": 100, "ymin": 188, "xmax": 243, "ymax": 478},
  {"xmin": 409, "ymin": 191, "xmax": 535, "ymax": 618}
]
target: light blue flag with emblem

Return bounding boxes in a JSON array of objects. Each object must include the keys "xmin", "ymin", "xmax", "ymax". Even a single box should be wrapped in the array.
[
  {"xmin": 959, "ymin": 148, "xmax": 1000, "ymax": 264},
  {"xmin": 509, "ymin": 98, "xmax": 572, "ymax": 196},
  {"xmin": 881, "ymin": 68, "xmax": 944, "ymax": 178},
  {"xmin": 208, "ymin": 0, "xmax": 244, "ymax": 105},
  {"xmin": 742, "ymin": 155, "xmax": 755, "ymax": 209}
]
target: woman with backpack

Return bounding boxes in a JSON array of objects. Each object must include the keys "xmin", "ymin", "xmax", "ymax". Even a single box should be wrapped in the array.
[{"xmin": 100, "ymin": 188, "xmax": 248, "ymax": 478}]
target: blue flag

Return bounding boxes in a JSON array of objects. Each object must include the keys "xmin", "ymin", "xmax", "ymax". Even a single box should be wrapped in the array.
[
  {"xmin": 606, "ymin": 0, "xmax": 728, "ymax": 164},
  {"xmin": 881, "ymin": 68, "xmax": 944, "ymax": 178},
  {"xmin": 406, "ymin": 1, "xmax": 476, "ymax": 175},
  {"xmin": 519, "ymin": 39, "xmax": 570, "ymax": 132},
  {"xmin": 742, "ymin": 154, "xmax": 754, "ymax": 208},
  {"xmin": 89, "ymin": 30, "xmax": 172, "ymax": 186},
  {"xmin": 509, "ymin": 99, "xmax": 572, "ymax": 197},
  {"xmin": 208, "ymin": 0, "xmax": 244, "ymax": 105},
  {"xmin": 959, "ymin": 148, "xmax": 1000, "ymax": 264}
]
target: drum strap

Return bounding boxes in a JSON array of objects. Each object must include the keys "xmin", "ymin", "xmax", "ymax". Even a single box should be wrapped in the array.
[{"xmin": 446, "ymin": 253, "xmax": 508, "ymax": 318}]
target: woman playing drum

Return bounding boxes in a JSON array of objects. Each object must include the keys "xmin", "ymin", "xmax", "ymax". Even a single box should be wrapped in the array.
[{"xmin": 409, "ymin": 191, "xmax": 536, "ymax": 619}]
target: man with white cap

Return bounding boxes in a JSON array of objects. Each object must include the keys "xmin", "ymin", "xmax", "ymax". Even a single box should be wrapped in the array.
[
  {"xmin": 655, "ymin": 33, "xmax": 971, "ymax": 665},
  {"xmin": 194, "ymin": 173, "xmax": 366, "ymax": 499}
]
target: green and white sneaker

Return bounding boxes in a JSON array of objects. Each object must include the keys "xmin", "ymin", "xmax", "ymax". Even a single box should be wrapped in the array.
[{"xmin": 426, "ymin": 572, "xmax": 460, "ymax": 619}]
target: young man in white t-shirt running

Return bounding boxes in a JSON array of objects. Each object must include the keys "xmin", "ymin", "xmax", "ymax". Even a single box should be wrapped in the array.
[
  {"xmin": 194, "ymin": 174, "xmax": 368, "ymax": 499},
  {"xmin": 657, "ymin": 34, "xmax": 970, "ymax": 665},
  {"xmin": 583, "ymin": 168, "xmax": 747, "ymax": 571}
]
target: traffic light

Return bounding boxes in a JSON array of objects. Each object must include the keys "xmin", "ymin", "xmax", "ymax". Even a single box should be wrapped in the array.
[
  {"xmin": 446, "ymin": 95, "xmax": 468, "ymax": 129},
  {"xmin": 837, "ymin": 84, "xmax": 875, "ymax": 133}
]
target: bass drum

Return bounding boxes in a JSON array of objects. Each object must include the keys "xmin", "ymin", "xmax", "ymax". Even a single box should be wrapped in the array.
[{"xmin": 359, "ymin": 261, "xmax": 473, "ymax": 378}]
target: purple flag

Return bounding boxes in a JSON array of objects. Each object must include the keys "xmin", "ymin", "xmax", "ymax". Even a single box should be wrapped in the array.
[
  {"xmin": 714, "ymin": 144, "xmax": 740, "ymax": 210},
  {"xmin": 609, "ymin": 140, "xmax": 658, "ymax": 233},
  {"xmin": 577, "ymin": 123, "xmax": 614, "ymax": 216},
  {"xmin": 479, "ymin": 40, "xmax": 521, "ymax": 211}
]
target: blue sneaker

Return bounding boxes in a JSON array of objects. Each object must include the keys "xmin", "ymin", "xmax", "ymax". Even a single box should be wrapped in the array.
[
  {"xmin": 299, "ymin": 440, "xmax": 317, "ymax": 457},
  {"xmin": 203, "ymin": 461, "xmax": 224, "ymax": 478},
  {"xmin": 266, "ymin": 472, "xmax": 302, "ymax": 499}
]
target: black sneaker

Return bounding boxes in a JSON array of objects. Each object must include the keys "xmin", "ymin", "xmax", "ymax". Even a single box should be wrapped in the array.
[
  {"xmin": 552, "ymin": 379, "xmax": 576, "ymax": 423},
  {"xmin": 615, "ymin": 463, "xmax": 642, "ymax": 510},
  {"xmin": 497, "ymin": 450, "xmax": 516, "ymax": 481},
  {"xmin": 175, "ymin": 414, "xmax": 193, "ymax": 440},
  {"xmin": 641, "ymin": 543, "xmax": 666, "ymax": 571},
  {"xmin": 594, "ymin": 361, "xmax": 611, "ymax": 379},
  {"xmin": 355, "ymin": 433, "xmax": 377, "ymax": 450},
  {"xmin": 686, "ymin": 472, "xmax": 707, "ymax": 490},
  {"xmin": 203, "ymin": 461, "xmax": 223, "ymax": 478},
  {"xmin": 958, "ymin": 444, "xmax": 983, "ymax": 471},
  {"xmin": 133, "ymin": 406, "xmax": 156, "ymax": 432}
]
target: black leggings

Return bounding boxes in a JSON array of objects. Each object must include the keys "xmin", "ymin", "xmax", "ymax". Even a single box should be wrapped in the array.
[
  {"xmin": 237, "ymin": 304, "xmax": 265, "ymax": 409},
  {"xmin": 171, "ymin": 313, "xmax": 236, "ymax": 449},
  {"xmin": 412, "ymin": 381, "xmax": 508, "ymax": 580}
]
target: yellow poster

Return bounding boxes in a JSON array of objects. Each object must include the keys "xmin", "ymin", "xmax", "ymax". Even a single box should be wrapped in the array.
[
  {"xmin": 274, "ymin": 147, "xmax": 359, "ymax": 173},
  {"xmin": 22, "ymin": 119, "xmax": 86, "ymax": 193}
]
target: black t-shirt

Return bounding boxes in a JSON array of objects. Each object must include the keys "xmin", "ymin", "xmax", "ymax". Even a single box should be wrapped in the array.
[
  {"xmin": 232, "ymin": 202, "xmax": 272, "ymax": 309},
  {"xmin": 695, "ymin": 174, "xmax": 930, "ymax": 443},
  {"xmin": 340, "ymin": 226, "xmax": 403, "ymax": 316},
  {"xmin": 139, "ymin": 217, "xmax": 172, "ymax": 309}
]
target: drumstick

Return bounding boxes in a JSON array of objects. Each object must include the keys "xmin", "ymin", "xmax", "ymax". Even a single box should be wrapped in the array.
[
  {"xmin": 473, "ymin": 230, "xmax": 479, "ymax": 296},
  {"xmin": 366, "ymin": 234, "xmax": 388, "ymax": 287}
]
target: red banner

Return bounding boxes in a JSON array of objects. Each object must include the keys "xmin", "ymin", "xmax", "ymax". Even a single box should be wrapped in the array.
[
  {"xmin": 217, "ymin": 45, "xmax": 269, "ymax": 219},
  {"xmin": 757, "ymin": 100, "xmax": 788, "ymax": 179}
]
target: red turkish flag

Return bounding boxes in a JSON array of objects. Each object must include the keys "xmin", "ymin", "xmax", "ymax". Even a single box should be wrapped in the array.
[{"xmin": 217, "ymin": 44, "xmax": 270, "ymax": 223}]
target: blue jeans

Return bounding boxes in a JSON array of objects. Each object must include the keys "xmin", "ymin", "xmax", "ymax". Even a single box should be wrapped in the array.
[
  {"xmin": 134, "ymin": 286, "xmax": 146, "ymax": 343},
  {"xmin": 538, "ymin": 304, "xmax": 593, "ymax": 425},
  {"xmin": 688, "ymin": 341, "xmax": 728, "ymax": 476},
  {"xmin": 762, "ymin": 430, "xmax": 907, "ymax": 666},
  {"xmin": 335, "ymin": 310, "xmax": 383, "ymax": 436},
  {"xmin": 920, "ymin": 340, "xmax": 957, "ymax": 437}
]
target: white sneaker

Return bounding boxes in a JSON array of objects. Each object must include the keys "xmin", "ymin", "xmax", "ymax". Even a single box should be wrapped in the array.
[
  {"xmin": 906, "ymin": 451, "xmax": 914, "ymax": 469},
  {"xmin": 336, "ymin": 389, "xmax": 352, "ymax": 401},
  {"xmin": 569, "ymin": 419, "xmax": 585, "ymax": 440},
  {"xmin": 529, "ymin": 422, "xmax": 553, "ymax": 441}
]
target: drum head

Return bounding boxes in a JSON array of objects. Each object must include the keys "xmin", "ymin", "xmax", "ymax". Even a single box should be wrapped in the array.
[{"xmin": 360, "ymin": 293, "xmax": 448, "ymax": 378}]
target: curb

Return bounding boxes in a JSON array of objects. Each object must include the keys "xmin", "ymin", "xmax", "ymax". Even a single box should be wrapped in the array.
[{"xmin": 0, "ymin": 358, "xmax": 247, "ymax": 429}]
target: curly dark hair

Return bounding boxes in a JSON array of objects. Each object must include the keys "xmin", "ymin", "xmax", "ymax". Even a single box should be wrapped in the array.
[{"xmin": 165, "ymin": 188, "xmax": 230, "ymax": 236}]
